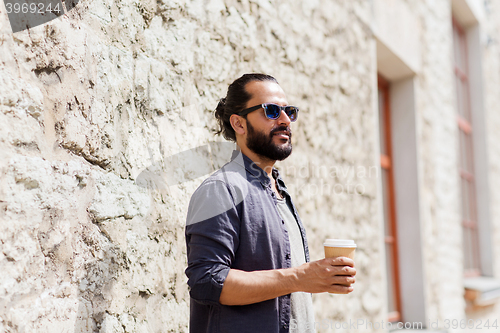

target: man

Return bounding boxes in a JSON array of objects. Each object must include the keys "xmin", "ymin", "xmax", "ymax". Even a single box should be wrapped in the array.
[{"xmin": 185, "ymin": 73, "xmax": 356, "ymax": 333}]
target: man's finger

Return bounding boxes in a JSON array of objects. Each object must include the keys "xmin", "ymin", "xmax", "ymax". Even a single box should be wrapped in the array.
[
  {"xmin": 328, "ymin": 276, "xmax": 356, "ymax": 286},
  {"xmin": 325, "ymin": 256, "xmax": 355, "ymax": 267},
  {"xmin": 328, "ymin": 266, "xmax": 356, "ymax": 276},
  {"xmin": 328, "ymin": 284, "xmax": 355, "ymax": 294}
]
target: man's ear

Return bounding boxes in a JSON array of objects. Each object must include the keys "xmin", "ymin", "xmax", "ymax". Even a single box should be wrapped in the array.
[{"xmin": 230, "ymin": 114, "xmax": 246, "ymax": 136}]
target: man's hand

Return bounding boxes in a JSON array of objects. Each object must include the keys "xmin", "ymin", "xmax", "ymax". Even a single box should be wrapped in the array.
[
  {"xmin": 219, "ymin": 257, "xmax": 356, "ymax": 305},
  {"xmin": 294, "ymin": 257, "xmax": 356, "ymax": 294}
]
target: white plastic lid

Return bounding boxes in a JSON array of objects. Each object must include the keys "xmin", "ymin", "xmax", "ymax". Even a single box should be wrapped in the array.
[{"xmin": 323, "ymin": 239, "xmax": 356, "ymax": 248}]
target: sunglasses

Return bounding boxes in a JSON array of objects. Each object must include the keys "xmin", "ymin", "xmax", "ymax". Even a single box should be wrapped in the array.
[{"xmin": 237, "ymin": 103, "xmax": 299, "ymax": 122}]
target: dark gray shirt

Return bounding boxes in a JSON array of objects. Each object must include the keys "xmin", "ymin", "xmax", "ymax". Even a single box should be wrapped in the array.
[{"xmin": 185, "ymin": 150, "xmax": 310, "ymax": 333}]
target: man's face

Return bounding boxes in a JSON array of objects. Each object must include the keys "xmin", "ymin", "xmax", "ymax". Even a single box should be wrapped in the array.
[{"xmin": 243, "ymin": 80, "xmax": 293, "ymax": 161}]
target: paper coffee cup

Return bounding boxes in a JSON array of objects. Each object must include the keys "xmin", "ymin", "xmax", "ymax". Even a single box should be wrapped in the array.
[{"xmin": 324, "ymin": 239, "xmax": 356, "ymax": 259}]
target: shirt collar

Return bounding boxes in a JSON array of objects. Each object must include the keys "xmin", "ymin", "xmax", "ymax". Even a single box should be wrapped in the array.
[
  {"xmin": 230, "ymin": 150, "xmax": 289, "ymax": 194},
  {"xmin": 274, "ymin": 170, "xmax": 289, "ymax": 196},
  {"xmin": 231, "ymin": 150, "xmax": 271, "ymax": 186}
]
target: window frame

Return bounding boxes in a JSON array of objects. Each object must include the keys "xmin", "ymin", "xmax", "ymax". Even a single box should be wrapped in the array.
[
  {"xmin": 378, "ymin": 74, "xmax": 403, "ymax": 322},
  {"xmin": 452, "ymin": 16, "xmax": 481, "ymax": 277}
]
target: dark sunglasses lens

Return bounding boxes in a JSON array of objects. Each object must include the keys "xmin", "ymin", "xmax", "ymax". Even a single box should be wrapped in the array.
[
  {"xmin": 264, "ymin": 104, "xmax": 281, "ymax": 119},
  {"xmin": 285, "ymin": 107, "xmax": 298, "ymax": 121}
]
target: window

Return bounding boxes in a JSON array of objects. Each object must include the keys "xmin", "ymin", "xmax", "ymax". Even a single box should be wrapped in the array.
[
  {"xmin": 378, "ymin": 75, "xmax": 402, "ymax": 322},
  {"xmin": 452, "ymin": 17, "xmax": 481, "ymax": 277}
]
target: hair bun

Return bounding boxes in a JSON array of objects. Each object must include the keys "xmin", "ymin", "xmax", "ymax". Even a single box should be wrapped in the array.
[
  {"xmin": 215, "ymin": 98, "xmax": 226, "ymax": 119},
  {"xmin": 214, "ymin": 74, "xmax": 277, "ymax": 141}
]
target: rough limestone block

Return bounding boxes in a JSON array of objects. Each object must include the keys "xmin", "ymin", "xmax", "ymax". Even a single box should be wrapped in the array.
[{"xmin": 88, "ymin": 170, "xmax": 151, "ymax": 221}]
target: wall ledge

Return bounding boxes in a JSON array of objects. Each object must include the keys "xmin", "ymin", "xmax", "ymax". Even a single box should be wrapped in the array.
[{"xmin": 464, "ymin": 276, "xmax": 500, "ymax": 308}]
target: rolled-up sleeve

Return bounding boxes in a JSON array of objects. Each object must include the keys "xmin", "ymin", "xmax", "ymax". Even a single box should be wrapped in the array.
[{"xmin": 185, "ymin": 179, "xmax": 240, "ymax": 305}]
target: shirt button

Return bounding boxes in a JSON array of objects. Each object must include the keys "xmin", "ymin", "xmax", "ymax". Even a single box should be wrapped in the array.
[
  {"xmin": 282, "ymin": 220, "xmax": 285, "ymax": 224},
  {"xmin": 286, "ymin": 253, "xmax": 291, "ymax": 260}
]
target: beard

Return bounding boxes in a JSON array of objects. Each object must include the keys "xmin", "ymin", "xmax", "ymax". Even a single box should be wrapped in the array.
[{"xmin": 245, "ymin": 119, "xmax": 292, "ymax": 161}]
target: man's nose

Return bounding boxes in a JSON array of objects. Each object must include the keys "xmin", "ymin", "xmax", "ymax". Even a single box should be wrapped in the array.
[{"xmin": 277, "ymin": 110, "xmax": 292, "ymax": 125}]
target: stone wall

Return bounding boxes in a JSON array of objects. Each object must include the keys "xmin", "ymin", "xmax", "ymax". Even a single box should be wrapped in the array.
[
  {"xmin": 0, "ymin": 0, "xmax": 383, "ymax": 332},
  {"xmin": 404, "ymin": 0, "xmax": 500, "ymax": 330},
  {"xmin": 3, "ymin": 0, "xmax": 500, "ymax": 332},
  {"xmin": 411, "ymin": 0, "xmax": 466, "ymax": 324}
]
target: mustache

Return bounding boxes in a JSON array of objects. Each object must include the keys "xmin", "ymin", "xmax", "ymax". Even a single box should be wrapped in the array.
[{"xmin": 270, "ymin": 126, "xmax": 292, "ymax": 137}]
